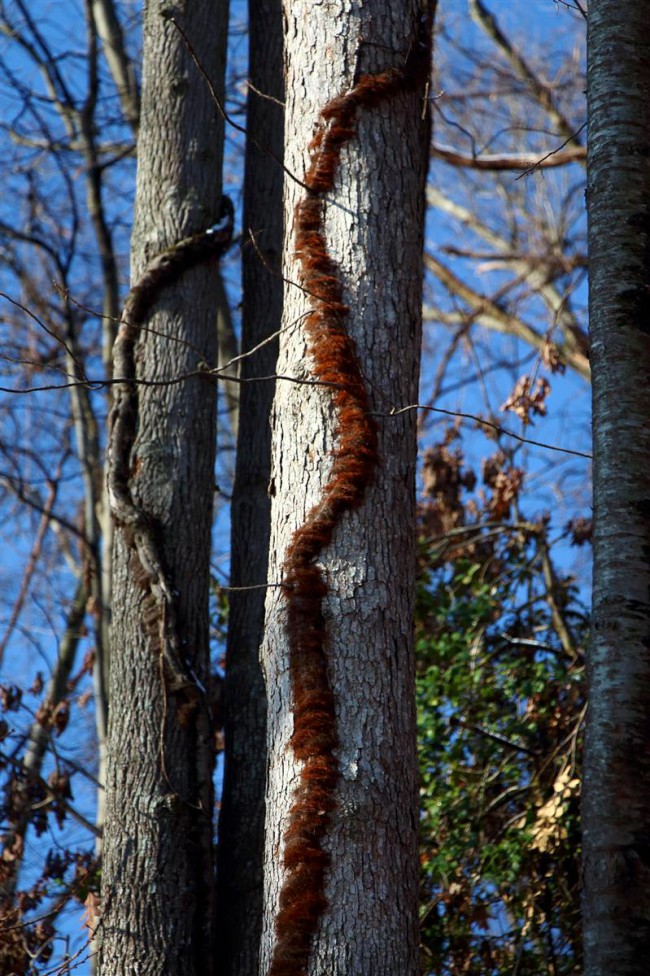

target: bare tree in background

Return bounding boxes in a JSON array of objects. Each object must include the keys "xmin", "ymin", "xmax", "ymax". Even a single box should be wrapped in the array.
[
  {"xmin": 425, "ymin": 0, "xmax": 589, "ymax": 454},
  {"xmin": 215, "ymin": 3, "xmax": 284, "ymax": 976},
  {"xmin": 1, "ymin": 2, "xmax": 138, "ymax": 963}
]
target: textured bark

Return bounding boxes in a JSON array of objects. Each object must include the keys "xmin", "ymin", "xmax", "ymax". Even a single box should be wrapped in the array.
[
  {"xmin": 583, "ymin": 1, "xmax": 650, "ymax": 973},
  {"xmin": 215, "ymin": 2, "xmax": 284, "ymax": 974},
  {"xmin": 98, "ymin": 2, "xmax": 229, "ymax": 974},
  {"xmin": 260, "ymin": 3, "xmax": 431, "ymax": 974}
]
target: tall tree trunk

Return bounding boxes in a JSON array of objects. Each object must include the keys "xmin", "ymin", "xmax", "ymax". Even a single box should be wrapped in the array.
[
  {"xmin": 583, "ymin": 1, "xmax": 650, "ymax": 972},
  {"xmin": 215, "ymin": 2, "xmax": 284, "ymax": 975},
  {"xmin": 98, "ymin": 3, "xmax": 229, "ymax": 974},
  {"xmin": 260, "ymin": 3, "xmax": 432, "ymax": 974}
]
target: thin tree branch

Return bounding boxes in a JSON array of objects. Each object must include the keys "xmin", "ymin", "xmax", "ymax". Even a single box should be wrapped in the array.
[
  {"xmin": 424, "ymin": 254, "xmax": 590, "ymax": 379},
  {"xmin": 432, "ymin": 142, "xmax": 585, "ymax": 171},
  {"xmin": 469, "ymin": 0, "xmax": 584, "ymax": 149},
  {"xmin": 0, "ymin": 579, "xmax": 88, "ymax": 903},
  {"xmin": 0, "ymin": 470, "xmax": 59, "ymax": 665},
  {"xmin": 384, "ymin": 402, "xmax": 591, "ymax": 459},
  {"xmin": 91, "ymin": 0, "xmax": 140, "ymax": 134}
]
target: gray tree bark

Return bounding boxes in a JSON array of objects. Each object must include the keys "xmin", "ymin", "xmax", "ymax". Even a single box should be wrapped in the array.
[
  {"xmin": 98, "ymin": 2, "xmax": 229, "ymax": 974},
  {"xmin": 215, "ymin": 2, "xmax": 284, "ymax": 975},
  {"xmin": 583, "ymin": 1, "xmax": 650, "ymax": 972},
  {"xmin": 260, "ymin": 2, "xmax": 431, "ymax": 974}
]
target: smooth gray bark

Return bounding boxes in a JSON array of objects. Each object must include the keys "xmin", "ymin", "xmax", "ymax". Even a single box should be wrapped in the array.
[
  {"xmin": 98, "ymin": 3, "xmax": 229, "ymax": 974},
  {"xmin": 583, "ymin": 1, "xmax": 650, "ymax": 972},
  {"xmin": 215, "ymin": 2, "xmax": 284, "ymax": 975},
  {"xmin": 260, "ymin": 2, "xmax": 430, "ymax": 973}
]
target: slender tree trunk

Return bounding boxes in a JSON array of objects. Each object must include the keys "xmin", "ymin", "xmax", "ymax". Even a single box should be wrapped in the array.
[
  {"xmin": 98, "ymin": 3, "xmax": 229, "ymax": 974},
  {"xmin": 91, "ymin": 0, "xmax": 141, "ymax": 134},
  {"xmin": 215, "ymin": 2, "xmax": 284, "ymax": 974},
  {"xmin": 260, "ymin": 3, "xmax": 432, "ymax": 974},
  {"xmin": 583, "ymin": 1, "xmax": 650, "ymax": 972}
]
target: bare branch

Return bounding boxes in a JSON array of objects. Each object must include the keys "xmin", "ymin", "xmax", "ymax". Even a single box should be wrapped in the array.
[
  {"xmin": 91, "ymin": 0, "xmax": 140, "ymax": 134},
  {"xmin": 384, "ymin": 402, "xmax": 591, "ymax": 459},
  {"xmin": 0, "ymin": 579, "xmax": 88, "ymax": 903},
  {"xmin": 432, "ymin": 141, "xmax": 585, "ymax": 171},
  {"xmin": 424, "ymin": 253, "xmax": 590, "ymax": 380},
  {"xmin": 469, "ymin": 0, "xmax": 584, "ymax": 149}
]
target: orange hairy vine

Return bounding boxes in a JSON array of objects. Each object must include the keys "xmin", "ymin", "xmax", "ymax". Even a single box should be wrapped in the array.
[{"xmin": 268, "ymin": 15, "xmax": 431, "ymax": 976}]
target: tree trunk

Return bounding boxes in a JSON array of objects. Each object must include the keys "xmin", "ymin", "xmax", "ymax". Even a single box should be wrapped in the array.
[
  {"xmin": 260, "ymin": 3, "xmax": 432, "ymax": 974},
  {"xmin": 98, "ymin": 3, "xmax": 229, "ymax": 974},
  {"xmin": 215, "ymin": 2, "xmax": 284, "ymax": 974},
  {"xmin": 583, "ymin": 1, "xmax": 650, "ymax": 972}
]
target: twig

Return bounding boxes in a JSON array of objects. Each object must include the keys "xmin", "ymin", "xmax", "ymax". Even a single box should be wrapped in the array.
[
  {"xmin": 166, "ymin": 15, "xmax": 308, "ymax": 192},
  {"xmin": 384, "ymin": 402, "xmax": 591, "ymax": 459}
]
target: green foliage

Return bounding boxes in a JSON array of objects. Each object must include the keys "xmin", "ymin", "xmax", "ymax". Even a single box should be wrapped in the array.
[{"xmin": 417, "ymin": 534, "xmax": 586, "ymax": 975}]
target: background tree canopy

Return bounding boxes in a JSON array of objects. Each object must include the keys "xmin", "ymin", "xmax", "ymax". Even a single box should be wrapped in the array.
[{"xmin": 0, "ymin": 2, "xmax": 597, "ymax": 974}]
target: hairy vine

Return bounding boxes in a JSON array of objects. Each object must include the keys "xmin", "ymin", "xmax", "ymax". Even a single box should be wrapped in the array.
[
  {"xmin": 107, "ymin": 196, "xmax": 234, "ymax": 699},
  {"xmin": 269, "ymin": 17, "xmax": 431, "ymax": 976}
]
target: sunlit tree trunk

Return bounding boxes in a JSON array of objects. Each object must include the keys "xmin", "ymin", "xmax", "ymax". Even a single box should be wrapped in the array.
[
  {"xmin": 98, "ymin": 3, "xmax": 229, "ymax": 973},
  {"xmin": 260, "ymin": 2, "xmax": 432, "ymax": 973},
  {"xmin": 216, "ymin": 2, "xmax": 284, "ymax": 974},
  {"xmin": 583, "ymin": 1, "xmax": 650, "ymax": 972}
]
